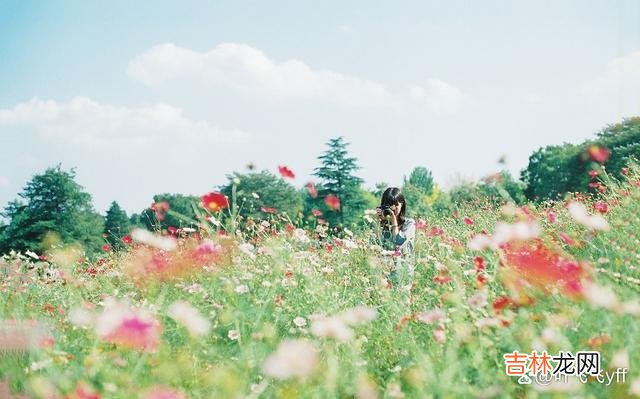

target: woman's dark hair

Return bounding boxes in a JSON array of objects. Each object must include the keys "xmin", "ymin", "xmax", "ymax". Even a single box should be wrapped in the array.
[{"xmin": 380, "ymin": 187, "xmax": 406, "ymax": 227}]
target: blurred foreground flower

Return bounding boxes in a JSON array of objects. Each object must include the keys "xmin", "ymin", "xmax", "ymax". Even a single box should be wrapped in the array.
[
  {"xmin": 567, "ymin": 201, "xmax": 610, "ymax": 231},
  {"xmin": 143, "ymin": 386, "xmax": 187, "ymax": 399},
  {"xmin": 262, "ymin": 339, "xmax": 317, "ymax": 380},
  {"xmin": 167, "ymin": 301, "xmax": 211, "ymax": 338},
  {"xmin": 131, "ymin": 228, "xmax": 177, "ymax": 251},
  {"xmin": 95, "ymin": 298, "xmax": 161, "ymax": 352},
  {"xmin": 500, "ymin": 239, "xmax": 589, "ymax": 299}
]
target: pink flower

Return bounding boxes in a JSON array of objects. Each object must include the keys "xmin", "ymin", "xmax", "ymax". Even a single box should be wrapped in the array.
[
  {"xmin": 546, "ymin": 209, "xmax": 557, "ymax": 224},
  {"xmin": 143, "ymin": 387, "xmax": 187, "ymax": 399},
  {"xmin": 95, "ymin": 298, "xmax": 161, "ymax": 352},
  {"xmin": 463, "ymin": 217, "xmax": 474, "ymax": 225},
  {"xmin": 306, "ymin": 181, "xmax": 318, "ymax": 198}
]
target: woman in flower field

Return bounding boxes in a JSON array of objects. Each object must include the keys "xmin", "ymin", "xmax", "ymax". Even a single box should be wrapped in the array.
[{"xmin": 375, "ymin": 187, "xmax": 416, "ymax": 288}]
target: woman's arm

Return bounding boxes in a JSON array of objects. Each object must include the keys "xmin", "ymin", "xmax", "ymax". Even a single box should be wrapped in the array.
[{"xmin": 394, "ymin": 219, "xmax": 416, "ymax": 251}]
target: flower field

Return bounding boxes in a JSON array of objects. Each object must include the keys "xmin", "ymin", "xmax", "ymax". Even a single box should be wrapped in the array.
[{"xmin": 2, "ymin": 168, "xmax": 640, "ymax": 398}]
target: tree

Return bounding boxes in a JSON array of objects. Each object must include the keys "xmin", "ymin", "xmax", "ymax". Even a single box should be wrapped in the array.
[
  {"xmin": 219, "ymin": 170, "xmax": 303, "ymax": 221},
  {"xmin": 312, "ymin": 137, "xmax": 369, "ymax": 228},
  {"xmin": 0, "ymin": 166, "xmax": 104, "ymax": 255},
  {"xmin": 104, "ymin": 201, "xmax": 132, "ymax": 249},
  {"xmin": 521, "ymin": 117, "xmax": 640, "ymax": 200},
  {"xmin": 406, "ymin": 166, "xmax": 434, "ymax": 195},
  {"xmin": 402, "ymin": 166, "xmax": 436, "ymax": 217},
  {"xmin": 140, "ymin": 193, "xmax": 200, "ymax": 231}
]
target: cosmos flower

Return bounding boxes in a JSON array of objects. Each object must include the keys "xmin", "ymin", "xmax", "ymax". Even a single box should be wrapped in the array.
[
  {"xmin": 306, "ymin": 181, "xmax": 318, "ymax": 198},
  {"xmin": 324, "ymin": 194, "xmax": 340, "ymax": 211},
  {"xmin": 278, "ymin": 165, "xmax": 295, "ymax": 179},
  {"xmin": 567, "ymin": 201, "xmax": 610, "ymax": 231},
  {"xmin": 167, "ymin": 301, "xmax": 211, "ymax": 338},
  {"xmin": 201, "ymin": 192, "xmax": 229, "ymax": 212},
  {"xmin": 587, "ymin": 145, "xmax": 610, "ymax": 163},
  {"xmin": 95, "ymin": 298, "xmax": 161, "ymax": 352},
  {"xmin": 262, "ymin": 339, "xmax": 318, "ymax": 380},
  {"xmin": 500, "ymin": 239, "xmax": 588, "ymax": 298}
]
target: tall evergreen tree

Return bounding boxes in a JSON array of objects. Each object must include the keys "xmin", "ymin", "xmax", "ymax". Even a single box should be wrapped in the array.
[
  {"xmin": 312, "ymin": 137, "xmax": 369, "ymax": 227},
  {"xmin": 0, "ymin": 165, "xmax": 104, "ymax": 255},
  {"xmin": 104, "ymin": 201, "xmax": 132, "ymax": 249}
]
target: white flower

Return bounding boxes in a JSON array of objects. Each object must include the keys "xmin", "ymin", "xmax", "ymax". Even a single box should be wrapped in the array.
[
  {"xmin": 130, "ymin": 228, "xmax": 176, "ymax": 251},
  {"xmin": 416, "ymin": 309, "xmax": 446, "ymax": 324},
  {"xmin": 567, "ymin": 201, "xmax": 610, "ymax": 231},
  {"xmin": 467, "ymin": 291, "xmax": 488, "ymax": 308},
  {"xmin": 68, "ymin": 307, "xmax": 95, "ymax": 328},
  {"xmin": 338, "ymin": 306, "xmax": 377, "ymax": 325},
  {"xmin": 25, "ymin": 250, "xmax": 40, "ymax": 259},
  {"xmin": 167, "ymin": 301, "xmax": 210, "ymax": 338},
  {"xmin": 293, "ymin": 317, "xmax": 307, "ymax": 327},
  {"xmin": 310, "ymin": 316, "xmax": 354, "ymax": 341},
  {"xmin": 262, "ymin": 339, "xmax": 317, "ymax": 380},
  {"xmin": 235, "ymin": 284, "xmax": 249, "ymax": 294},
  {"xmin": 343, "ymin": 239, "xmax": 359, "ymax": 249},
  {"xmin": 251, "ymin": 192, "xmax": 260, "ymax": 199},
  {"xmin": 292, "ymin": 228, "xmax": 311, "ymax": 244},
  {"xmin": 227, "ymin": 329, "xmax": 240, "ymax": 340},
  {"xmin": 238, "ymin": 242, "xmax": 256, "ymax": 260},
  {"xmin": 475, "ymin": 317, "xmax": 501, "ymax": 329},
  {"xmin": 629, "ymin": 378, "xmax": 640, "ymax": 396},
  {"xmin": 582, "ymin": 281, "xmax": 619, "ymax": 309},
  {"xmin": 344, "ymin": 228, "xmax": 354, "ymax": 237},
  {"xmin": 432, "ymin": 325, "xmax": 446, "ymax": 344},
  {"xmin": 181, "ymin": 227, "xmax": 197, "ymax": 233},
  {"xmin": 612, "ymin": 350, "xmax": 629, "ymax": 369}
]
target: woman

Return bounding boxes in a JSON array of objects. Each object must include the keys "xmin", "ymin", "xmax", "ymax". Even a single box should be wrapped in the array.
[{"xmin": 375, "ymin": 187, "xmax": 416, "ymax": 288}]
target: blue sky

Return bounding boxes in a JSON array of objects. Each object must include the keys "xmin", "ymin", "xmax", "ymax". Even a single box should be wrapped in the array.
[{"xmin": 1, "ymin": 1, "xmax": 639, "ymax": 215}]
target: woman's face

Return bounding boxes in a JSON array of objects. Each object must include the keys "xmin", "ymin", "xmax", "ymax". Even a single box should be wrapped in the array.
[{"xmin": 390, "ymin": 202, "xmax": 402, "ymax": 217}]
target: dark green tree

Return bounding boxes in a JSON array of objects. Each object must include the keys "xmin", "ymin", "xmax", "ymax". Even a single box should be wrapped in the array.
[
  {"xmin": 219, "ymin": 170, "xmax": 303, "ymax": 221},
  {"xmin": 312, "ymin": 137, "xmax": 369, "ymax": 227},
  {"xmin": 406, "ymin": 166, "xmax": 434, "ymax": 195},
  {"xmin": 0, "ymin": 165, "xmax": 104, "ymax": 255},
  {"xmin": 521, "ymin": 117, "xmax": 640, "ymax": 200},
  {"xmin": 140, "ymin": 193, "xmax": 199, "ymax": 231},
  {"xmin": 103, "ymin": 201, "xmax": 132, "ymax": 249}
]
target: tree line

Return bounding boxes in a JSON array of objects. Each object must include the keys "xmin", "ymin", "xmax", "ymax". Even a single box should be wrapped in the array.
[{"xmin": 1, "ymin": 118, "xmax": 638, "ymax": 256}]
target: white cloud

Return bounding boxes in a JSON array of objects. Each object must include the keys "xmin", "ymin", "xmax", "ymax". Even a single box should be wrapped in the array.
[
  {"xmin": 581, "ymin": 51, "xmax": 640, "ymax": 117},
  {"xmin": 127, "ymin": 43, "xmax": 395, "ymax": 108},
  {"xmin": 408, "ymin": 79, "xmax": 469, "ymax": 114},
  {"xmin": 0, "ymin": 96, "xmax": 248, "ymax": 148},
  {"xmin": 128, "ymin": 43, "xmax": 469, "ymax": 112}
]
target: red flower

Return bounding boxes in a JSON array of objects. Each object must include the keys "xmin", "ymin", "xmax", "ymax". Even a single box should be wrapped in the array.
[
  {"xmin": 311, "ymin": 209, "xmax": 322, "ymax": 217},
  {"xmin": 492, "ymin": 296, "xmax": 513, "ymax": 314},
  {"xmin": 278, "ymin": 165, "xmax": 295, "ymax": 179},
  {"xmin": 588, "ymin": 169, "xmax": 599, "ymax": 178},
  {"xmin": 428, "ymin": 227, "xmax": 444, "ymax": 237},
  {"xmin": 474, "ymin": 256, "xmax": 486, "ymax": 272},
  {"xmin": 121, "ymin": 235, "xmax": 132, "ymax": 245},
  {"xmin": 476, "ymin": 274, "xmax": 487, "ymax": 287},
  {"xmin": 101, "ymin": 244, "xmax": 112, "ymax": 252},
  {"xmin": 621, "ymin": 167, "xmax": 629, "ymax": 176},
  {"xmin": 500, "ymin": 239, "xmax": 588, "ymax": 298},
  {"xmin": 324, "ymin": 194, "xmax": 340, "ymax": 210},
  {"xmin": 167, "ymin": 226, "xmax": 178, "ymax": 235},
  {"xmin": 306, "ymin": 181, "xmax": 318, "ymax": 198},
  {"xmin": 261, "ymin": 206, "xmax": 277, "ymax": 214},
  {"xmin": 433, "ymin": 275, "xmax": 452, "ymax": 284},
  {"xmin": 463, "ymin": 217, "xmax": 474, "ymax": 225},
  {"xmin": 593, "ymin": 201, "xmax": 609, "ymax": 214},
  {"xmin": 587, "ymin": 145, "xmax": 610, "ymax": 163},
  {"xmin": 201, "ymin": 192, "xmax": 229, "ymax": 212}
]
